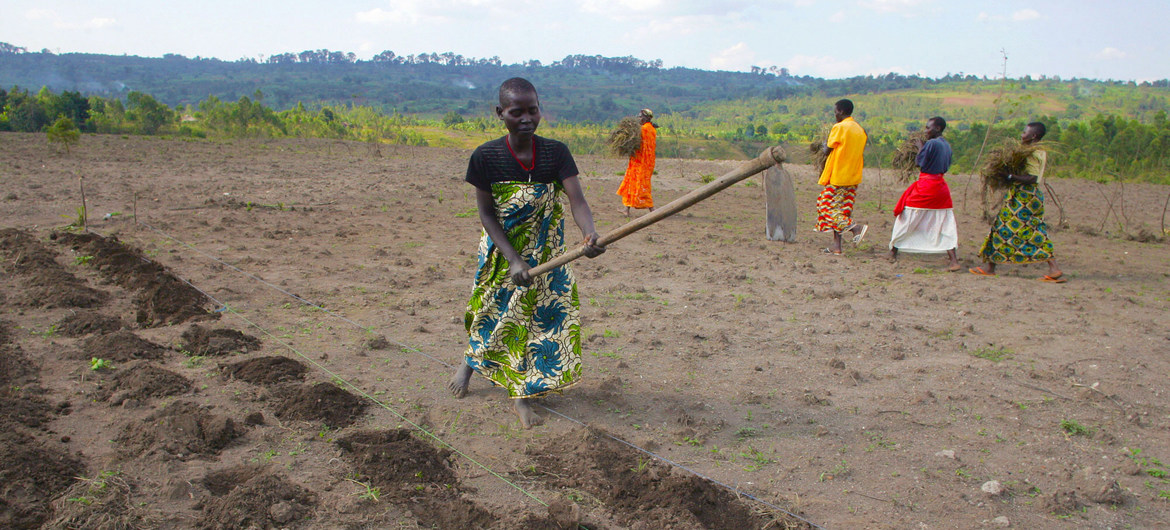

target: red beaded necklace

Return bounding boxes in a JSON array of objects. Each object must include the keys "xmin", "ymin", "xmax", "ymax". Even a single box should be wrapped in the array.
[{"xmin": 505, "ymin": 136, "xmax": 536, "ymax": 181}]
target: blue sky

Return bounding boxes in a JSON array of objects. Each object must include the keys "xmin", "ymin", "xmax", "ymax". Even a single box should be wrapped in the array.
[{"xmin": 1, "ymin": 0, "xmax": 1165, "ymax": 81}]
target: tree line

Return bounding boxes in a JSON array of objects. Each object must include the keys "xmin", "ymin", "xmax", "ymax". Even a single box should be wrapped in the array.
[
  {"xmin": 11, "ymin": 42, "xmax": 1168, "ymax": 125},
  {"xmin": 4, "ymin": 84, "xmax": 1169, "ymax": 184}
]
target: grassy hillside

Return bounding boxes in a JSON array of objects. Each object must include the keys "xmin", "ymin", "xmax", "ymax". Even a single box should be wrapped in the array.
[{"xmin": 3, "ymin": 46, "xmax": 1169, "ymax": 182}]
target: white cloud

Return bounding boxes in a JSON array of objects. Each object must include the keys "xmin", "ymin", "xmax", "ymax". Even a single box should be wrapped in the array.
[
  {"xmin": 83, "ymin": 18, "xmax": 116, "ymax": 29},
  {"xmin": 829, "ymin": 10, "xmax": 846, "ymax": 23},
  {"xmin": 710, "ymin": 42, "xmax": 754, "ymax": 71},
  {"xmin": 581, "ymin": 0, "xmax": 664, "ymax": 13},
  {"xmin": 581, "ymin": 0, "xmax": 757, "ymax": 21},
  {"xmin": 784, "ymin": 54, "xmax": 865, "ymax": 78},
  {"xmin": 1011, "ymin": 9, "xmax": 1040, "ymax": 21},
  {"xmin": 979, "ymin": 8, "xmax": 1041, "ymax": 23},
  {"xmin": 355, "ymin": 7, "xmax": 404, "ymax": 24},
  {"xmin": 25, "ymin": 9, "xmax": 55, "ymax": 21},
  {"xmin": 857, "ymin": 0, "xmax": 931, "ymax": 14},
  {"xmin": 1094, "ymin": 47, "xmax": 1127, "ymax": 60},
  {"xmin": 356, "ymin": 0, "xmax": 519, "ymax": 25},
  {"xmin": 645, "ymin": 13, "xmax": 748, "ymax": 37},
  {"xmin": 25, "ymin": 10, "xmax": 116, "ymax": 30}
]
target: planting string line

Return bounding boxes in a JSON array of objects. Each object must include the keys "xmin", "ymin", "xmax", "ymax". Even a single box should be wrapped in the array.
[
  {"xmin": 128, "ymin": 221, "xmax": 824, "ymax": 529},
  {"xmin": 539, "ymin": 405, "xmax": 826, "ymax": 529},
  {"xmin": 98, "ymin": 227, "xmax": 551, "ymax": 508}
]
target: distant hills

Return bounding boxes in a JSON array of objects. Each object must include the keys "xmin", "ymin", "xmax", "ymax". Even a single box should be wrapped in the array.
[
  {"xmin": 4, "ymin": 43, "xmax": 1170, "ymax": 183},
  {"xmin": 7, "ymin": 43, "xmax": 1166, "ymax": 123}
]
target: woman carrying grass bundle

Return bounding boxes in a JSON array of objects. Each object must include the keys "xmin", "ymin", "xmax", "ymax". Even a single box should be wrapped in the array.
[
  {"xmin": 970, "ymin": 122, "xmax": 1065, "ymax": 282},
  {"xmin": 617, "ymin": 109, "xmax": 657, "ymax": 217},
  {"xmin": 814, "ymin": 99, "xmax": 868, "ymax": 255},
  {"xmin": 888, "ymin": 117, "xmax": 960, "ymax": 271},
  {"xmin": 448, "ymin": 78, "xmax": 606, "ymax": 428}
]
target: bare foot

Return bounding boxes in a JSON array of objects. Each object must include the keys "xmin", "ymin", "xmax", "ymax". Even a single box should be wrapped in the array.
[
  {"xmin": 514, "ymin": 398, "xmax": 544, "ymax": 428},
  {"xmin": 945, "ymin": 263, "xmax": 961, "ymax": 272},
  {"xmin": 447, "ymin": 363, "xmax": 472, "ymax": 399}
]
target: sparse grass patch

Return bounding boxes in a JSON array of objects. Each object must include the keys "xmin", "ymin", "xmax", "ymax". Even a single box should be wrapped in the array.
[
  {"xmin": 346, "ymin": 477, "xmax": 381, "ymax": 501},
  {"xmin": 1060, "ymin": 419, "xmax": 1093, "ymax": 437},
  {"xmin": 739, "ymin": 446, "xmax": 776, "ymax": 471},
  {"xmin": 735, "ymin": 426, "xmax": 759, "ymax": 441},
  {"xmin": 819, "ymin": 460, "xmax": 850, "ymax": 482},
  {"xmin": 865, "ymin": 432, "xmax": 897, "ymax": 452},
  {"xmin": 31, "ymin": 324, "xmax": 60, "ymax": 338},
  {"xmin": 971, "ymin": 345, "xmax": 1014, "ymax": 362}
]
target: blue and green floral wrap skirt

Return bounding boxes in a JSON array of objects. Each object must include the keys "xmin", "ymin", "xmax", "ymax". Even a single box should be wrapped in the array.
[{"xmin": 464, "ymin": 181, "xmax": 581, "ymax": 398}]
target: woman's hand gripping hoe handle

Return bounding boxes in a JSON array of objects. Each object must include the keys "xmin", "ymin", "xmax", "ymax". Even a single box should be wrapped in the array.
[{"xmin": 525, "ymin": 146, "xmax": 787, "ymax": 279}]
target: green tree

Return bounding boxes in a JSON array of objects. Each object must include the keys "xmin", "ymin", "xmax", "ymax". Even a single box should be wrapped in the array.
[
  {"xmin": 125, "ymin": 91, "xmax": 173, "ymax": 134},
  {"xmin": 46, "ymin": 116, "xmax": 81, "ymax": 153},
  {"xmin": 44, "ymin": 90, "xmax": 91, "ymax": 131},
  {"xmin": 9, "ymin": 97, "xmax": 49, "ymax": 131},
  {"xmin": 442, "ymin": 110, "xmax": 465, "ymax": 126},
  {"xmin": 88, "ymin": 96, "xmax": 126, "ymax": 133}
]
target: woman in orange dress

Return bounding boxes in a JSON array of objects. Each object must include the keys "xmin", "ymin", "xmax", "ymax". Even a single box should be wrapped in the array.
[{"xmin": 617, "ymin": 109, "xmax": 656, "ymax": 216}]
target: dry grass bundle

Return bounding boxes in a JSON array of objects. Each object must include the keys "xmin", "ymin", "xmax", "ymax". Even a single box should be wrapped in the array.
[
  {"xmin": 608, "ymin": 116, "xmax": 642, "ymax": 157},
  {"xmin": 808, "ymin": 140, "xmax": 829, "ymax": 173},
  {"xmin": 891, "ymin": 129, "xmax": 930, "ymax": 183},
  {"xmin": 808, "ymin": 124, "xmax": 832, "ymax": 173},
  {"xmin": 981, "ymin": 140, "xmax": 1041, "ymax": 191}
]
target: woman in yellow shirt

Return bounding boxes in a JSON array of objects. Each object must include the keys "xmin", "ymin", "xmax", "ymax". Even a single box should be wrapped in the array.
[{"xmin": 815, "ymin": 99, "xmax": 868, "ymax": 254}]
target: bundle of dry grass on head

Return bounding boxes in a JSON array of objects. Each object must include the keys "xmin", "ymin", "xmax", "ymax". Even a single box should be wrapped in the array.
[
  {"xmin": 608, "ymin": 116, "xmax": 643, "ymax": 157},
  {"xmin": 891, "ymin": 129, "xmax": 931, "ymax": 184},
  {"xmin": 980, "ymin": 140, "xmax": 1042, "ymax": 191}
]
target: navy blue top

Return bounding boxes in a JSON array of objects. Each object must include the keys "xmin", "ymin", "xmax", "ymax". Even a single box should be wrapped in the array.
[
  {"xmin": 465, "ymin": 135, "xmax": 579, "ymax": 191},
  {"xmin": 915, "ymin": 137, "xmax": 953, "ymax": 175}
]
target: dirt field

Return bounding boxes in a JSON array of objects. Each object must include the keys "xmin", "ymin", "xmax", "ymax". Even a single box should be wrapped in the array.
[{"xmin": 2, "ymin": 131, "xmax": 1169, "ymax": 529}]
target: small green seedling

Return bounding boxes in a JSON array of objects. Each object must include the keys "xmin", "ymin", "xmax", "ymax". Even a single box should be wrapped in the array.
[
  {"xmin": 1060, "ymin": 419, "xmax": 1093, "ymax": 437},
  {"xmin": 90, "ymin": 358, "xmax": 112, "ymax": 371}
]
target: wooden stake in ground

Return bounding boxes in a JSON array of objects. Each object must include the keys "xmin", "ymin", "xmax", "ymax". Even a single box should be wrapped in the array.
[
  {"xmin": 526, "ymin": 146, "xmax": 787, "ymax": 278},
  {"xmin": 79, "ymin": 176, "xmax": 87, "ymax": 232}
]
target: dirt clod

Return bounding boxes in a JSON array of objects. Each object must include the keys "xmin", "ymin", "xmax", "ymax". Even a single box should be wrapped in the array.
[
  {"xmin": 181, "ymin": 325, "xmax": 261, "ymax": 356},
  {"xmin": 221, "ymin": 356, "xmax": 307, "ymax": 385},
  {"xmin": 274, "ymin": 383, "xmax": 367, "ymax": 428}
]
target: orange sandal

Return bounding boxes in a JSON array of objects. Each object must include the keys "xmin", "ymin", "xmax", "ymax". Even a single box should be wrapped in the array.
[{"xmin": 968, "ymin": 267, "xmax": 996, "ymax": 277}]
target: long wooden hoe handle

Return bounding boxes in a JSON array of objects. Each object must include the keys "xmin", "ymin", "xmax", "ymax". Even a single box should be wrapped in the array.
[{"xmin": 526, "ymin": 145, "xmax": 788, "ymax": 279}]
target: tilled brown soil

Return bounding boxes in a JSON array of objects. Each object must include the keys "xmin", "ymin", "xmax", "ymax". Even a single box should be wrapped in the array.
[{"xmin": 1, "ymin": 132, "xmax": 1169, "ymax": 528}]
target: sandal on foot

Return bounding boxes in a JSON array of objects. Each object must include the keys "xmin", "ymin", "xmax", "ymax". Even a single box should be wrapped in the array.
[
  {"xmin": 1039, "ymin": 274, "xmax": 1067, "ymax": 283},
  {"xmin": 968, "ymin": 267, "xmax": 996, "ymax": 277},
  {"xmin": 821, "ymin": 248, "xmax": 842, "ymax": 255},
  {"xmin": 850, "ymin": 224, "xmax": 869, "ymax": 245}
]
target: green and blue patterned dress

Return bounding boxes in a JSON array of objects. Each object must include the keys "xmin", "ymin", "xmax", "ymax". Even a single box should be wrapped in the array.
[
  {"xmin": 464, "ymin": 181, "xmax": 581, "ymax": 398},
  {"xmin": 978, "ymin": 181, "xmax": 1054, "ymax": 264}
]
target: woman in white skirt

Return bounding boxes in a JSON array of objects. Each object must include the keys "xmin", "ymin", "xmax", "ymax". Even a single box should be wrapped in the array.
[{"xmin": 888, "ymin": 117, "xmax": 960, "ymax": 271}]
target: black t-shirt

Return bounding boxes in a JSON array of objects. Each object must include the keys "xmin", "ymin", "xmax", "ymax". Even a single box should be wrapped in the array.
[{"xmin": 465, "ymin": 135, "xmax": 579, "ymax": 191}]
